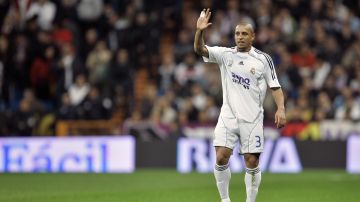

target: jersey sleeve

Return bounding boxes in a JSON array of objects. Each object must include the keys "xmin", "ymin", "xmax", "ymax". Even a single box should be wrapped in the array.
[
  {"xmin": 202, "ymin": 45, "xmax": 224, "ymax": 64},
  {"xmin": 263, "ymin": 54, "xmax": 281, "ymax": 88}
]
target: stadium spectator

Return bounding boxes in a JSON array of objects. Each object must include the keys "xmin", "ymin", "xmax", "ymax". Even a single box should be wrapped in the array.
[
  {"xmin": 57, "ymin": 92, "xmax": 77, "ymax": 120},
  {"xmin": 123, "ymin": 108, "xmax": 168, "ymax": 141},
  {"xmin": 10, "ymin": 98, "xmax": 38, "ymax": 136},
  {"xmin": 334, "ymin": 87, "xmax": 360, "ymax": 121},
  {"xmin": 291, "ymin": 43, "xmax": 317, "ymax": 69},
  {"xmin": 158, "ymin": 54, "xmax": 176, "ymax": 93},
  {"xmin": 68, "ymin": 74, "xmax": 90, "ymax": 106},
  {"xmin": 22, "ymin": 88, "xmax": 44, "ymax": 113},
  {"xmin": 109, "ymin": 48, "xmax": 134, "ymax": 96},
  {"xmin": 30, "ymin": 46, "xmax": 56, "ymax": 100},
  {"xmin": 175, "ymin": 53, "xmax": 204, "ymax": 87},
  {"xmin": 81, "ymin": 28, "xmax": 98, "ymax": 61},
  {"xmin": 82, "ymin": 87, "xmax": 110, "ymax": 119},
  {"xmin": 26, "ymin": 0, "xmax": 57, "ymax": 30},
  {"xmin": 151, "ymin": 95, "xmax": 177, "ymax": 125},
  {"xmin": 315, "ymin": 91, "xmax": 334, "ymax": 119},
  {"xmin": 56, "ymin": 0, "xmax": 78, "ymax": 22},
  {"xmin": 77, "ymin": 0, "xmax": 103, "ymax": 23},
  {"xmin": 86, "ymin": 40, "xmax": 112, "ymax": 87},
  {"xmin": 173, "ymin": 30, "xmax": 193, "ymax": 63},
  {"xmin": 54, "ymin": 43, "xmax": 85, "ymax": 96}
]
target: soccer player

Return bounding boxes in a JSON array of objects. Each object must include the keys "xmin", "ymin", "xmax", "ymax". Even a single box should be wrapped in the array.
[{"xmin": 194, "ymin": 8, "xmax": 287, "ymax": 202}]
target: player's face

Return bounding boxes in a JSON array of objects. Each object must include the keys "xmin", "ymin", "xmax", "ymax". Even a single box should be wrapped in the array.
[{"xmin": 234, "ymin": 25, "xmax": 255, "ymax": 52}]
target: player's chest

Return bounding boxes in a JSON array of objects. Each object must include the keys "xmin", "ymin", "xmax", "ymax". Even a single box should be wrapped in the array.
[{"xmin": 223, "ymin": 53, "xmax": 263, "ymax": 80}]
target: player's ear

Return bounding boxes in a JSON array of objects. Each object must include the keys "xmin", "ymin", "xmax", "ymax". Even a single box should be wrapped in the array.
[{"xmin": 251, "ymin": 34, "xmax": 255, "ymax": 42}]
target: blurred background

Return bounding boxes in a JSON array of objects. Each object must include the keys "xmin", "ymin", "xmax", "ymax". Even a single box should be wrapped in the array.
[
  {"xmin": 0, "ymin": 0, "xmax": 360, "ymax": 201},
  {"xmin": 0, "ymin": 0, "xmax": 359, "ymax": 172}
]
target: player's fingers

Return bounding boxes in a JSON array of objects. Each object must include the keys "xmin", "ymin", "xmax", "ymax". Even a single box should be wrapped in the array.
[
  {"xmin": 207, "ymin": 23, "xmax": 212, "ymax": 27},
  {"xmin": 275, "ymin": 115, "xmax": 280, "ymax": 127},
  {"xmin": 278, "ymin": 120, "xmax": 284, "ymax": 128},
  {"xmin": 278, "ymin": 117, "xmax": 286, "ymax": 128},
  {"xmin": 206, "ymin": 8, "xmax": 210, "ymax": 17},
  {"xmin": 279, "ymin": 123, "xmax": 285, "ymax": 128},
  {"xmin": 200, "ymin": 8, "xmax": 206, "ymax": 17},
  {"xmin": 206, "ymin": 12, "xmax": 212, "ymax": 20}
]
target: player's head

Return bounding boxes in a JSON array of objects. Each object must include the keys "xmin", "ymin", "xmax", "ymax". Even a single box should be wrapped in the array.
[{"xmin": 234, "ymin": 22, "xmax": 255, "ymax": 52}]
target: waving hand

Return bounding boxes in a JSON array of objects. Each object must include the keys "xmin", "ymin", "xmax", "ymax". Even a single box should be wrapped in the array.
[{"xmin": 196, "ymin": 8, "xmax": 212, "ymax": 31}]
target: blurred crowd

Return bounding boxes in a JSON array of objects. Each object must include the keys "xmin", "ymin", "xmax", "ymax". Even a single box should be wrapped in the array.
[{"xmin": 0, "ymin": 0, "xmax": 359, "ymax": 137}]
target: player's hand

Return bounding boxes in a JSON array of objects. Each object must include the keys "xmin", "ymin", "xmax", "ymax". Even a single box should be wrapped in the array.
[
  {"xmin": 197, "ymin": 8, "xmax": 212, "ymax": 31},
  {"xmin": 274, "ymin": 108, "xmax": 286, "ymax": 128}
]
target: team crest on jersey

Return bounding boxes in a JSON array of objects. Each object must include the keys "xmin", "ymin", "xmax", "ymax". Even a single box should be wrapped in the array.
[
  {"xmin": 250, "ymin": 68, "xmax": 255, "ymax": 75},
  {"xmin": 239, "ymin": 61, "xmax": 244, "ymax": 65}
]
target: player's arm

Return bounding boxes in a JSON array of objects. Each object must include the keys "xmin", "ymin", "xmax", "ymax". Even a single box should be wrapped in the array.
[
  {"xmin": 194, "ymin": 8, "xmax": 212, "ymax": 58},
  {"xmin": 270, "ymin": 87, "xmax": 286, "ymax": 128}
]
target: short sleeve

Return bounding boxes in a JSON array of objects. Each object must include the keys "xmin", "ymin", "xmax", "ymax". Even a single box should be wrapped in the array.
[
  {"xmin": 202, "ymin": 45, "xmax": 224, "ymax": 64},
  {"xmin": 263, "ymin": 54, "xmax": 281, "ymax": 88}
]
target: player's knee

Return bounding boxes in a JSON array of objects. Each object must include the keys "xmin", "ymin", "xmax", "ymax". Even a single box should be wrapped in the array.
[
  {"xmin": 244, "ymin": 154, "xmax": 259, "ymax": 168},
  {"xmin": 216, "ymin": 152, "xmax": 230, "ymax": 165}
]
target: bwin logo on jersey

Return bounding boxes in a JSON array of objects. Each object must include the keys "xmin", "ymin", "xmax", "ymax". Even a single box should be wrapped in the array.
[{"xmin": 231, "ymin": 72, "xmax": 250, "ymax": 89}]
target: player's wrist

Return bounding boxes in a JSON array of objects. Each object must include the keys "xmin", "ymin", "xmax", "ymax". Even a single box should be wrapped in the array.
[{"xmin": 277, "ymin": 106, "xmax": 285, "ymax": 111}]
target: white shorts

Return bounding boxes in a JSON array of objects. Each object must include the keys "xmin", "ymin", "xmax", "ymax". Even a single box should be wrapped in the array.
[{"xmin": 213, "ymin": 114, "xmax": 264, "ymax": 154}]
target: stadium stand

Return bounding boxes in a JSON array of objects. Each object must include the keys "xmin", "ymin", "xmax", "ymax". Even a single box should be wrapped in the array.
[{"xmin": 0, "ymin": 0, "xmax": 359, "ymax": 139}]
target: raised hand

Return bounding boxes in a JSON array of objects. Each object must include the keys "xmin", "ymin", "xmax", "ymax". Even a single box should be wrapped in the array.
[{"xmin": 196, "ymin": 8, "xmax": 212, "ymax": 31}]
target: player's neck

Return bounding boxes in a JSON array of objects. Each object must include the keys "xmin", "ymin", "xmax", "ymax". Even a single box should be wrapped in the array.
[{"xmin": 237, "ymin": 46, "xmax": 251, "ymax": 52}]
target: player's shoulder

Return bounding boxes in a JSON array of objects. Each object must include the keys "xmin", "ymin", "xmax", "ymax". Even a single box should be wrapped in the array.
[{"xmin": 250, "ymin": 47, "xmax": 273, "ymax": 62}]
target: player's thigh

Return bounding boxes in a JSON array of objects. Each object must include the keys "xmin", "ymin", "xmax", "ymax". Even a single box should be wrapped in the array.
[
  {"xmin": 238, "ymin": 117, "xmax": 264, "ymax": 154},
  {"xmin": 213, "ymin": 116, "xmax": 239, "ymax": 150}
]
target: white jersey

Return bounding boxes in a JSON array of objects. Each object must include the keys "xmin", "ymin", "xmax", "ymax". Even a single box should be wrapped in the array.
[{"xmin": 203, "ymin": 46, "xmax": 281, "ymax": 123}]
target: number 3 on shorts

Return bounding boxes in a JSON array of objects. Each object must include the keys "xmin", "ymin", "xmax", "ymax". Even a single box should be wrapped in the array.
[{"xmin": 255, "ymin": 136, "xmax": 261, "ymax": 148}]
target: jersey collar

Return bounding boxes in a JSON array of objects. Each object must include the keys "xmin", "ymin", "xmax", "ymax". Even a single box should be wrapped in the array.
[{"xmin": 235, "ymin": 46, "xmax": 254, "ymax": 54}]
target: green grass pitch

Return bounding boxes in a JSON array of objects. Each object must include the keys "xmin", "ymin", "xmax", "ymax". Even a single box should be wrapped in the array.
[{"xmin": 0, "ymin": 170, "xmax": 359, "ymax": 202}]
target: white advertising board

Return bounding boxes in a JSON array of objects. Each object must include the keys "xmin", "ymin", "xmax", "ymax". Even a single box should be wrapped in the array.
[{"xmin": 0, "ymin": 136, "xmax": 135, "ymax": 173}]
